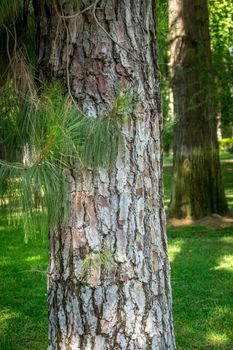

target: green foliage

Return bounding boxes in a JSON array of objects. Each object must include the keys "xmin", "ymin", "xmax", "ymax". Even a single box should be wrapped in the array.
[
  {"xmin": 218, "ymin": 138, "xmax": 233, "ymax": 152},
  {"xmin": 0, "ymin": 0, "xmax": 84, "ymax": 25},
  {"xmin": 0, "ymin": 0, "xmax": 24, "ymax": 25},
  {"xmin": 157, "ymin": 0, "xmax": 170, "ymax": 76},
  {"xmin": 0, "ymin": 161, "xmax": 66, "ymax": 242},
  {"xmin": 0, "ymin": 0, "xmax": 36, "ymax": 89},
  {"xmin": 157, "ymin": 0, "xmax": 173, "ymax": 154},
  {"xmin": 157, "ymin": 0, "xmax": 233, "ymax": 147},
  {"xmin": 0, "ymin": 0, "xmax": 135, "ymax": 239},
  {"xmin": 81, "ymin": 90, "xmax": 134, "ymax": 168},
  {"xmin": 0, "ymin": 82, "xmax": 134, "ymax": 239},
  {"xmin": 209, "ymin": 0, "xmax": 233, "ymax": 137},
  {"xmin": 163, "ymin": 117, "xmax": 173, "ymax": 155},
  {"xmin": 209, "ymin": 0, "xmax": 233, "ymax": 49},
  {"xmin": 0, "ymin": 81, "xmax": 20, "ymax": 159},
  {"xmin": 81, "ymin": 249, "xmax": 115, "ymax": 274}
]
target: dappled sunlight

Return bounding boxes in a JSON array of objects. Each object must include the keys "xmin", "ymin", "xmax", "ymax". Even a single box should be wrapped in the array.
[
  {"xmin": 206, "ymin": 331, "xmax": 229, "ymax": 346},
  {"xmin": 164, "ymin": 198, "xmax": 170, "ymax": 211},
  {"xmin": 213, "ymin": 255, "xmax": 233, "ymax": 272},
  {"xmin": 167, "ymin": 218, "xmax": 194, "ymax": 227},
  {"xmin": 219, "ymin": 237, "xmax": 233, "ymax": 244},
  {"xmin": 168, "ymin": 240, "xmax": 184, "ymax": 262},
  {"xmin": 208, "ymin": 305, "xmax": 232, "ymax": 318},
  {"xmin": 0, "ymin": 308, "xmax": 21, "ymax": 331},
  {"xmin": 225, "ymin": 194, "xmax": 233, "ymax": 212},
  {"xmin": 25, "ymin": 255, "xmax": 42, "ymax": 262}
]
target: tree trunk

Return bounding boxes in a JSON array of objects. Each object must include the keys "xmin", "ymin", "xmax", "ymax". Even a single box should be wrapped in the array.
[
  {"xmin": 169, "ymin": 0, "xmax": 228, "ymax": 218},
  {"xmin": 34, "ymin": 1, "xmax": 176, "ymax": 349}
]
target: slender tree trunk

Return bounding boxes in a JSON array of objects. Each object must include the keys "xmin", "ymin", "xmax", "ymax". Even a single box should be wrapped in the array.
[
  {"xmin": 169, "ymin": 0, "xmax": 228, "ymax": 218},
  {"xmin": 34, "ymin": 1, "xmax": 176, "ymax": 349}
]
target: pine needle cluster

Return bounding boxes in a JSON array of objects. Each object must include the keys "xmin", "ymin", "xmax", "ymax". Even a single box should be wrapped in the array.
[
  {"xmin": 0, "ymin": 0, "xmax": 135, "ymax": 240},
  {"xmin": 0, "ymin": 0, "xmax": 24, "ymax": 25},
  {"xmin": 0, "ymin": 81, "xmax": 135, "ymax": 240},
  {"xmin": 81, "ymin": 249, "xmax": 116, "ymax": 275}
]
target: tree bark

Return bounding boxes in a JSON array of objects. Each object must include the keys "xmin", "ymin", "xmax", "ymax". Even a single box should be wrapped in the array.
[
  {"xmin": 34, "ymin": 1, "xmax": 176, "ymax": 349},
  {"xmin": 169, "ymin": 0, "xmax": 228, "ymax": 218}
]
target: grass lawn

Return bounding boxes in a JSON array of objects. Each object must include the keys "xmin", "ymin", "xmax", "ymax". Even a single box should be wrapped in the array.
[
  {"xmin": 0, "ymin": 153, "xmax": 233, "ymax": 349},
  {"xmin": 0, "ymin": 224, "xmax": 48, "ymax": 350},
  {"xmin": 169, "ymin": 225, "xmax": 233, "ymax": 349}
]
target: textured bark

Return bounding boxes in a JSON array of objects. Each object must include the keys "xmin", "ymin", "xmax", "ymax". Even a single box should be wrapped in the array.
[
  {"xmin": 169, "ymin": 0, "xmax": 228, "ymax": 218},
  {"xmin": 34, "ymin": 1, "xmax": 176, "ymax": 349}
]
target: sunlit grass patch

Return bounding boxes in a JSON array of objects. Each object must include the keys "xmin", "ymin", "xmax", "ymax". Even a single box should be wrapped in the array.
[
  {"xmin": 214, "ymin": 255, "xmax": 233, "ymax": 272},
  {"xmin": 25, "ymin": 255, "xmax": 42, "ymax": 262},
  {"xmin": 206, "ymin": 331, "xmax": 229, "ymax": 346},
  {"xmin": 168, "ymin": 240, "xmax": 183, "ymax": 262},
  {"xmin": 0, "ymin": 309, "xmax": 21, "ymax": 331}
]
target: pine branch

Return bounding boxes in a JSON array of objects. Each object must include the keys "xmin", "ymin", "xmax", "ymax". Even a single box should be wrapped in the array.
[{"xmin": 0, "ymin": 81, "xmax": 135, "ymax": 238}]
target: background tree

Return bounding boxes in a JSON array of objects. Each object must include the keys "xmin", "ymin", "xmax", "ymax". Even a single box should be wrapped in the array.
[
  {"xmin": 0, "ymin": 1, "xmax": 176, "ymax": 349},
  {"xmin": 209, "ymin": 0, "xmax": 233, "ymax": 138},
  {"xmin": 157, "ymin": 0, "xmax": 174, "ymax": 155},
  {"xmin": 168, "ymin": 0, "xmax": 228, "ymax": 218}
]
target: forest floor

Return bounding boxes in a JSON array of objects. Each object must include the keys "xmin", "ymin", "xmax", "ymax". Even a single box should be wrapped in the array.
[{"xmin": 0, "ymin": 153, "xmax": 233, "ymax": 349}]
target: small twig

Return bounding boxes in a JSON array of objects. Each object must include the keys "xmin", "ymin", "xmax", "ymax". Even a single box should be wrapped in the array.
[
  {"xmin": 58, "ymin": 2, "xmax": 95, "ymax": 19},
  {"xmin": 54, "ymin": 3, "xmax": 83, "ymax": 113},
  {"xmin": 36, "ymin": 134, "xmax": 56, "ymax": 165},
  {"xmin": 63, "ymin": 13, "xmax": 79, "ymax": 109},
  {"xmin": 92, "ymin": 0, "xmax": 140, "ymax": 63},
  {"xmin": 13, "ymin": 20, "xmax": 18, "ymax": 57},
  {"xmin": 2, "ymin": 24, "xmax": 13, "ymax": 71}
]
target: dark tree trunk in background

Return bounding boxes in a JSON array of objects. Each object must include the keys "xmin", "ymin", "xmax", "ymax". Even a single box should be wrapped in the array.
[
  {"xmin": 34, "ymin": 1, "xmax": 176, "ymax": 349},
  {"xmin": 169, "ymin": 0, "xmax": 228, "ymax": 219}
]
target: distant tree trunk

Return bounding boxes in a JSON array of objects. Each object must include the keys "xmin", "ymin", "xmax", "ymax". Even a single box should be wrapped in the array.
[
  {"xmin": 34, "ymin": 1, "xmax": 176, "ymax": 349},
  {"xmin": 168, "ymin": 0, "xmax": 228, "ymax": 219}
]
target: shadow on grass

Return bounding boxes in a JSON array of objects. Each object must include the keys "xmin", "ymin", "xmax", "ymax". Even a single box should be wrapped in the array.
[
  {"xmin": 168, "ymin": 225, "xmax": 233, "ymax": 350},
  {"xmin": 0, "ymin": 219, "xmax": 48, "ymax": 350}
]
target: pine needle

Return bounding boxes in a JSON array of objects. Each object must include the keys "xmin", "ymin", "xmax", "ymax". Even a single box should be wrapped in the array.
[{"xmin": 0, "ymin": 81, "xmax": 135, "ymax": 239}]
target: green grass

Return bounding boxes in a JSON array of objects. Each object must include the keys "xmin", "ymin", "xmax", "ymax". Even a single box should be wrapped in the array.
[
  {"xmin": 163, "ymin": 153, "xmax": 173, "ymax": 165},
  {"xmin": 219, "ymin": 151, "xmax": 233, "ymax": 161},
  {"xmin": 164, "ymin": 151, "xmax": 233, "ymax": 348},
  {"xmin": 0, "ymin": 151, "xmax": 233, "ymax": 349},
  {"xmin": 0, "ymin": 222, "xmax": 48, "ymax": 350},
  {"xmin": 168, "ymin": 225, "xmax": 233, "ymax": 349}
]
